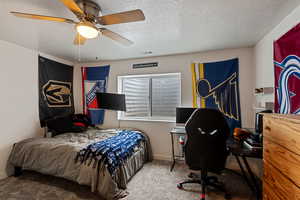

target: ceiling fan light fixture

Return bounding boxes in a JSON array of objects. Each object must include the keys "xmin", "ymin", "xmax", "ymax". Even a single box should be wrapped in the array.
[{"xmin": 76, "ymin": 22, "xmax": 98, "ymax": 39}]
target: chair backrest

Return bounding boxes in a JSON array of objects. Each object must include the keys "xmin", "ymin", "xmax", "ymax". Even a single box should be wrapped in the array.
[{"xmin": 184, "ymin": 108, "xmax": 230, "ymax": 172}]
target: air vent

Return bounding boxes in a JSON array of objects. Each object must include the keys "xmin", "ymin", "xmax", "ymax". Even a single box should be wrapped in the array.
[{"xmin": 133, "ymin": 62, "xmax": 158, "ymax": 69}]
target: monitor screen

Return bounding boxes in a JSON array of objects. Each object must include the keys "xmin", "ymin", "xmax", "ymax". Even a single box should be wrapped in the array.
[
  {"xmin": 176, "ymin": 107, "xmax": 197, "ymax": 124},
  {"xmin": 96, "ymin": 92, "xmax": 126, "ymax": 111}
]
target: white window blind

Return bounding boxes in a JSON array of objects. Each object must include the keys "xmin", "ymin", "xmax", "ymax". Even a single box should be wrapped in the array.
[
  {"xmin": 152, "ymin": 76, "xmax": 181, "ymax": 117},
  {"xmin": 123, "ymin": 78, "xmax": 150, "ymax": 117},
  {"xmin": 118, "ymin": 73, "xmax": 181, "ymax": 122}
]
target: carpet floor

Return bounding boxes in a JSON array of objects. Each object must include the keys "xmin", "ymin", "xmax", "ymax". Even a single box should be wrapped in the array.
[{"xmin": 0, "ymin": 161, "xmax": 256, "ymax": 200}]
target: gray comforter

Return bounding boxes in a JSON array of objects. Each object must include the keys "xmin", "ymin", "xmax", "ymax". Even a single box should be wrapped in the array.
[{"xmin": 7, "ymin": 128, "xmax": 152, "ymax": 200}]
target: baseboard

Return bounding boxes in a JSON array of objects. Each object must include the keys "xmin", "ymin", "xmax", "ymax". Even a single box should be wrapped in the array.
[{"xmin": 153, "ymin": 154, "xmax": 172, "ymax": 161}]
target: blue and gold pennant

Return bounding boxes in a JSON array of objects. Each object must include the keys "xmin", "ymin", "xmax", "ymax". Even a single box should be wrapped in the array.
[{"xmin": 191, "ymin": 58, "xmax": 241, "ymax": 132}]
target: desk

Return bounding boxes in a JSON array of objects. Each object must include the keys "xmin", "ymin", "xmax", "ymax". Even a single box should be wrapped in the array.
[
  {"xmin": 169, "ymin": 128, "xmax": 262, "ymax": 200},
  {"xmin": 227, "ymin": 138, "xmax": 262, "ymax": 200},
  {"xmin": 169, "ymin": 128, "xmax": 186, "ymax": 172}
]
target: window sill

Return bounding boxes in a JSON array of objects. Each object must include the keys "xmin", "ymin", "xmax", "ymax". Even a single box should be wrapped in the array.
[{"xmin": 118, "ymin": 117, "xmax": 175, "ymax": 123}]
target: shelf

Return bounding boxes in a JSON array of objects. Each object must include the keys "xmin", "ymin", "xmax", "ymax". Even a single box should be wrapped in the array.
[
  {"xmin": 254, "ymin": 93, "xmax": 273, "ymax": 96},
  {"xmin": 253, "ymin": 107, "xmax": 267, "ymax": 110}
]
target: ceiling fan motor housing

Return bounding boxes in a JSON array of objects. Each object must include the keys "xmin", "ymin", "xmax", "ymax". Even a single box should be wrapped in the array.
[{"xmin": 76, "ymin": 0, "xmax": 101, "ymax": 22}]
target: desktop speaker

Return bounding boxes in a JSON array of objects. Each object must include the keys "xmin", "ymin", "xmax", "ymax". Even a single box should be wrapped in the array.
[{"xmin": 255, "ymin": 110, "xmax": 272, "ymax": 133}]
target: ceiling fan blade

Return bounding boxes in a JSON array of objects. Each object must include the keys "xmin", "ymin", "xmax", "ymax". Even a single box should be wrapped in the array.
[
  {"xmin": 74, "ymin": 32, "xmax": 87, "ymax": 45},
  {"xmin": 97, "ymin": 9, "xmax": 145, "ymax": 25},
  {"xmin": 58, "ymin": 0, "xmax": 84, "ymax": 19},
  {"xmin": 100, "ymin": 28, "xmax": 133, "ymax": 46},
  {"xmin": 11, "ymin": 12, "xmax": 75, "ymax": 23}
]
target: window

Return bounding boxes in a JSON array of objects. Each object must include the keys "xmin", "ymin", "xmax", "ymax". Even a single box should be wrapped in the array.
[{"xmin": 118, "ymin": 73, "xmax": 181, "ymax": 122}]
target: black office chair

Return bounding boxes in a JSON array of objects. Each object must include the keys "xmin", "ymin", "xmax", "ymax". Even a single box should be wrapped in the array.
[{"xmin": 177, "ymin": 108, "xmax": 231, "ymax": 200}]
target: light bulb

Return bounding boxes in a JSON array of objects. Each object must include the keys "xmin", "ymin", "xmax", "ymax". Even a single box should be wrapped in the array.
[{"xmin": 76, "ymin": 22, "xmax": 98, "ymax": 39}]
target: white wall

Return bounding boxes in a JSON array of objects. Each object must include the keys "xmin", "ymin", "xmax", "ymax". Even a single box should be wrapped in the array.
[
  {"xmin": 74, "ymin": 47, "xmax": 255, "ymax": 160},
  {"xmin": 0, "ymin": 40, "xmax": 73, "ymax": 179},
  {"xmin": 254, "ymin": 5, "xmax": 300, "ymax": 106}
]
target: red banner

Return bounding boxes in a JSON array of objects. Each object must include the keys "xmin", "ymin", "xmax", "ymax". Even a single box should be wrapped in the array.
[
  {"xmin": 274, "ymin": 23, "xmax": 300, "ymax": 114},
  {"xmin": 81, "ymin": 66, "xmax": 110, "ymax": 124}
]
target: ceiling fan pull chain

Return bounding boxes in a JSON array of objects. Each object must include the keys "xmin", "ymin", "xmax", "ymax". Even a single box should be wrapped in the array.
[{"xmin": 78, "ymin": 35, "xmax": 81, "ymax": 62}]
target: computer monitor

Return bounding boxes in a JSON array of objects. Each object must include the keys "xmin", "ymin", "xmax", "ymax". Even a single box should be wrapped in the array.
[
  {"xmin": 96, "ymin": 92, "xmax": 126, "ymax": 111},
  {"xmin": 176, "ymin": 107, "xmax": 197, "ymax": 124}
]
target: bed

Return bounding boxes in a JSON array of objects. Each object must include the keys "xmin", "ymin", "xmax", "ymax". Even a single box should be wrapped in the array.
[{"xmin": 7, "ymin": 128, "xmax": 152, "ymax": 200}]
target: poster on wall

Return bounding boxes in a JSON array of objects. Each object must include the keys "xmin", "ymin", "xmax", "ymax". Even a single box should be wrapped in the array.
[
  {"xmin": 81, "ymin": 66, "xmax": 110, "ymax": 125},
  {"xmin": 191, "ymin": 58, "xmax": 241, "ymax": 132},
  {"xmin": 39, "ymin": 56, "xmax": 74, "ymax": 127},
  {"xmin": 274, "ymin": 23, "xmax": 300, "ymax": 114}
]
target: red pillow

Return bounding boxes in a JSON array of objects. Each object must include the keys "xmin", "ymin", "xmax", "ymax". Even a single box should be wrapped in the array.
[{"xmin": 73, "ymin": 122, "xmax": 86, "ymax": 127}]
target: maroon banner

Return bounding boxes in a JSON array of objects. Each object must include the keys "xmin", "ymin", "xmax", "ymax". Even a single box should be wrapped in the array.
[{"xmin": 274, "ymin": 23, "xmax": 300, "ymax": 114}]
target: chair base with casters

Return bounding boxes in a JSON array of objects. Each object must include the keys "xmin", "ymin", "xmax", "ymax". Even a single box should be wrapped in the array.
[{"xmin": 177, "ymin": 170, "xmax": 231, "ymax": 200}]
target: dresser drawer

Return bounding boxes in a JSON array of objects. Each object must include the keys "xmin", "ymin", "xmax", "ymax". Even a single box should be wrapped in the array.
[
  {"xmin": 264, "ymin": 161, "xmax": 300, "ymax": 200},
  {"xmin": 263, "ymin": 116, "xmax": 300, "ymax": 155},
  {"xmin": 264, "ymin": 138, "xmax": 300, "ymax": 187}
]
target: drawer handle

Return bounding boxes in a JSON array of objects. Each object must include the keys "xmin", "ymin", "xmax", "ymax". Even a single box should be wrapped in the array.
[{"xmin": 265, "ymin": 126, "xmax": 271, "ymax": 131}]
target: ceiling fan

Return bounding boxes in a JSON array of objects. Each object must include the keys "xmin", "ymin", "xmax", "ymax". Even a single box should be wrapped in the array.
[{"xmin": 11, "ymin": 0, "xmax": 145, "ymax": 46}]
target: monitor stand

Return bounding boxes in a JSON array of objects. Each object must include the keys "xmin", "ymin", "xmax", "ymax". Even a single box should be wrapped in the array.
[{"xmin": 175, "ymin": 124, "xmax": 186, "ymax": 131}]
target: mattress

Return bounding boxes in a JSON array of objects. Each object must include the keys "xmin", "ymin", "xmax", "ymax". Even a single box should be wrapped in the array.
[{"xmin": 7, "ymin": 128, "xmax": 152, "ymax": 200}]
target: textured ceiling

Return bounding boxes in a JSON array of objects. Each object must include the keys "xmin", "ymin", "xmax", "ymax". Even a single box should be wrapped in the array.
[{"xmin": 0, "ymin": 0, "xmax": 299, "ymax": 62}]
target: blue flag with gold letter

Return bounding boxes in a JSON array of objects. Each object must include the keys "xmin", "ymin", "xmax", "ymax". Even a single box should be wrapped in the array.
[{"xmin": 191, "ymin": 58, "xmax": 241, "ymax": 133}]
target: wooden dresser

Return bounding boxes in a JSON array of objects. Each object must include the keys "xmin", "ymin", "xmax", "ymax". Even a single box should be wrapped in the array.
[{"xmin": 263, "ymin": 114, "xmax": 300, "ymax": 200}]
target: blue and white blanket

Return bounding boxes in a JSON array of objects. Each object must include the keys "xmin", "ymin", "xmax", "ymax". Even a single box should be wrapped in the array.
[{"xmin": 76, "ymin": 130, "xmax": 145, "ymax": 175}]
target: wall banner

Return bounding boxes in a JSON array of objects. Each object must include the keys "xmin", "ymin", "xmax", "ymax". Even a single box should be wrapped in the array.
[
  {"xmin": 39, "ymin": 56, "xmax": 74, "ymax": 127},
  {"xmin": 191, "ymin": 58, "xmax": 241, "ymax": 131},
  {"xmin": 274, "ymin": 23, "xmax": 300, "ymax": 114},
  {"xmin": 82, "ymin": 66, "xmax": 110, "ymax": 125}
]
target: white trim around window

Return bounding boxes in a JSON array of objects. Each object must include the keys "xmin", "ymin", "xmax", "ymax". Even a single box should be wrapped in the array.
[{"xmin": 117, "ymin": 73, "xmax": 181, "ymax": 122}]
